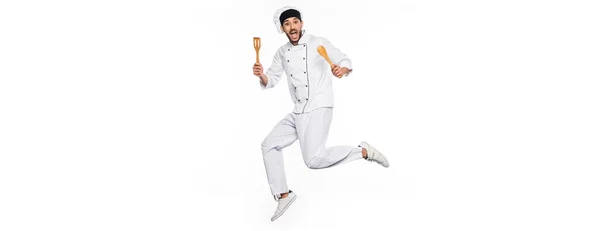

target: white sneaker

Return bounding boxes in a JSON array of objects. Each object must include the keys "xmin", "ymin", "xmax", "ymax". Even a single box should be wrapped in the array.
[
  {"xmin": 359, "ymin": 142, "xmax": 390, "ymax": 168},
  {"xmin": 271, "ymin": 191, "xmax": 297, "ymax": 221}
]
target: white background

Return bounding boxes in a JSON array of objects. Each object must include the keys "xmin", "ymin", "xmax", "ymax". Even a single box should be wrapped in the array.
[{"xmin": 1, "ymin": 0, "xmax": 599, "ymax": 230}]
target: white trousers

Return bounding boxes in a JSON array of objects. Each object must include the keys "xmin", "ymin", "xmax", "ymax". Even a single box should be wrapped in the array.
[{"xmin": 261, "ymin": 107, "xmax": 363, "ymax": 197}]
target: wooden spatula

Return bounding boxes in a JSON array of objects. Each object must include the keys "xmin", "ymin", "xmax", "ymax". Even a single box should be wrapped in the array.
[
  {"xmin": 317, "ymin": 45, "xmax": 333, "ymax": 68},
  {"xmin": 253, "ymin": 37, "xmax": 261, "ymax": 64}
]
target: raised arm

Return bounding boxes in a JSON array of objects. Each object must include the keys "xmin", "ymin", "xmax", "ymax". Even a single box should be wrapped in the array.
[
  {"xmin": 253, "ymin": 48, "xmax": 285, "ymax": 89},
  {"xmin": 322, "ymin": 38, "xmax": 353, "ymax": 78}
]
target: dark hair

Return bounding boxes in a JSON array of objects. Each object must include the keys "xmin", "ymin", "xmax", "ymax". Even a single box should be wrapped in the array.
[{"xmin": 279, "ymin": 9, "xmax": 302, "ymax": 25}]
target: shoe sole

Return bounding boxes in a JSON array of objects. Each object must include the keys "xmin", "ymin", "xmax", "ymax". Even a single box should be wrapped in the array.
[{"xmin": 271, "ymin": 194, "xmax": 297, "ymax": 221}]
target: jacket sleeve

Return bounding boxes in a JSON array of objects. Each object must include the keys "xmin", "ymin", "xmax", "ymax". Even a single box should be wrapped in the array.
[
  {"xmin": 260, "ymin": 48, "xmax": 285, "ymax": 89},
  {"xmin": 322, "ymin": 38, "xmax": 353, "ymax": 77}
]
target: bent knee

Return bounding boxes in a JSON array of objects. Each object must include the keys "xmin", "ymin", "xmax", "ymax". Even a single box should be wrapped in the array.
[
  {"xmin": 261, "ymin": 140, "xmax": 271, "ymax": 154},
  {"xmin": 304, "ymin": 154, "xmax": 325, "ymax": 169},
  {"xmin": 261, "ymin": 139, "xmax": 280, "ymax": 155}
]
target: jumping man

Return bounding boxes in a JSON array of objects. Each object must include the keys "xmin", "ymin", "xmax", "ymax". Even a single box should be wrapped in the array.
[{"xmin": 252, "ymin": 6, "xmax": 390, "ymax": 221}]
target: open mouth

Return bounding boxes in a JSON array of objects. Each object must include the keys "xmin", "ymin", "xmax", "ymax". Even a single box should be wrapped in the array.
[{"xmin": 289, "ymin": 30, "xmax": 298, "ymax": 39}]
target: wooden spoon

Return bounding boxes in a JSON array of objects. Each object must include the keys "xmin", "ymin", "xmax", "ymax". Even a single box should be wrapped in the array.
[{"xmin": 317, "ymin": 45, "xmax": 333, "ymax": 68}]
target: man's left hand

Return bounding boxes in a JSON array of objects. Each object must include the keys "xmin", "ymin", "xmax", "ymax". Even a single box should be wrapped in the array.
[{"xmin": 331, "ymin": 64, "xmax": 350, "ymax": 78}]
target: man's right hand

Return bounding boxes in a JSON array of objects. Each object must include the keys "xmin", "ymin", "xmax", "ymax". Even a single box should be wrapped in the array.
[
  {"xmin": 253, "ymin": 63, "xmax": 265, "ymax": 78},
  {"xmin": 253, "ymin": 63, "xmax": 268, "ymax": 86}
]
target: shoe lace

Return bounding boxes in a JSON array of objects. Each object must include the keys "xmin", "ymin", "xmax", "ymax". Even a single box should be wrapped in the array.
[{"xmin": 366, "ymin": 153, "xmax": 379, "ymax": 163}]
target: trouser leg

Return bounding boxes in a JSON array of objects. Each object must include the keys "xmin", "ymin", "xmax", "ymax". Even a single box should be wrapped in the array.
[
  {"xmin": 261, "ymin": 113, "xmax": 298, "ymax": 198},
  {"xmin": 296, "ymin": 107, "xmax": 363, "ymax": 169}
]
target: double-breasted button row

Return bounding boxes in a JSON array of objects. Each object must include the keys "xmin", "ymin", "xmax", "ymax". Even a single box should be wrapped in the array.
[
  {"xmin": 291, "ymin": 72, "xmax": 308, "ymax": 77},
  {"xmin": 289, "ymin": 45, "xmax": 306, "ymax": 50}
]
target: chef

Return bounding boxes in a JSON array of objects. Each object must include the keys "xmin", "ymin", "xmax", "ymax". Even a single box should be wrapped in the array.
[{"xmin": 252, "ymin": 6, "xmax": 390, "ymax": 221}]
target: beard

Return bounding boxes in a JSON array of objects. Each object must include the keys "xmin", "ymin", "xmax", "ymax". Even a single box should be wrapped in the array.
[{"xmin": 286, "ymin": 29, "xmax": 302, "ymax": 43}]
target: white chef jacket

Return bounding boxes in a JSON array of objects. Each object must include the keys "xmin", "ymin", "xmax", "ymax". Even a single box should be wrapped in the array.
[{"xmin": 260, "ymin": 31, "xmax": 353, "ymax": 114}]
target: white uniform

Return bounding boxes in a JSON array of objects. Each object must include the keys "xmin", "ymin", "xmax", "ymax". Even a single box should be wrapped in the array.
[{"xmin": 260, "ymin": 32, "xmax": 363, "ymax": 198}]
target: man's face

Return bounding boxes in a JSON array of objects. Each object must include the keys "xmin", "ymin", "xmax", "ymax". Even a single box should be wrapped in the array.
[{"xmin": 281, "ymin": 17, "xmax": 303, "ymax": 43}]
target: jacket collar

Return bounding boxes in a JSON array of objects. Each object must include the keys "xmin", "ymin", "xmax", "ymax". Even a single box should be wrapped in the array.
[{"xmin": 289, "ymin": 30, "xmax": 311, "ymax": 46}]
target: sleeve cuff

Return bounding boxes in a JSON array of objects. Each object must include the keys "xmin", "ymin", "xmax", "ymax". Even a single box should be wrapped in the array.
[
  {"xmin": 339, "ymin": 61, "xmax": 353, "ymax": 77},
  {"xmin": 259, "ymin": 76, "xmax": 272, "ymax": 89}
]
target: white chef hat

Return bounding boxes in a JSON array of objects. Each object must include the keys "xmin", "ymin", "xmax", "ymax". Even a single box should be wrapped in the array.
[{"xmin": 273, "ymin": 6, "xmax": 303, "ymax": 34}]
